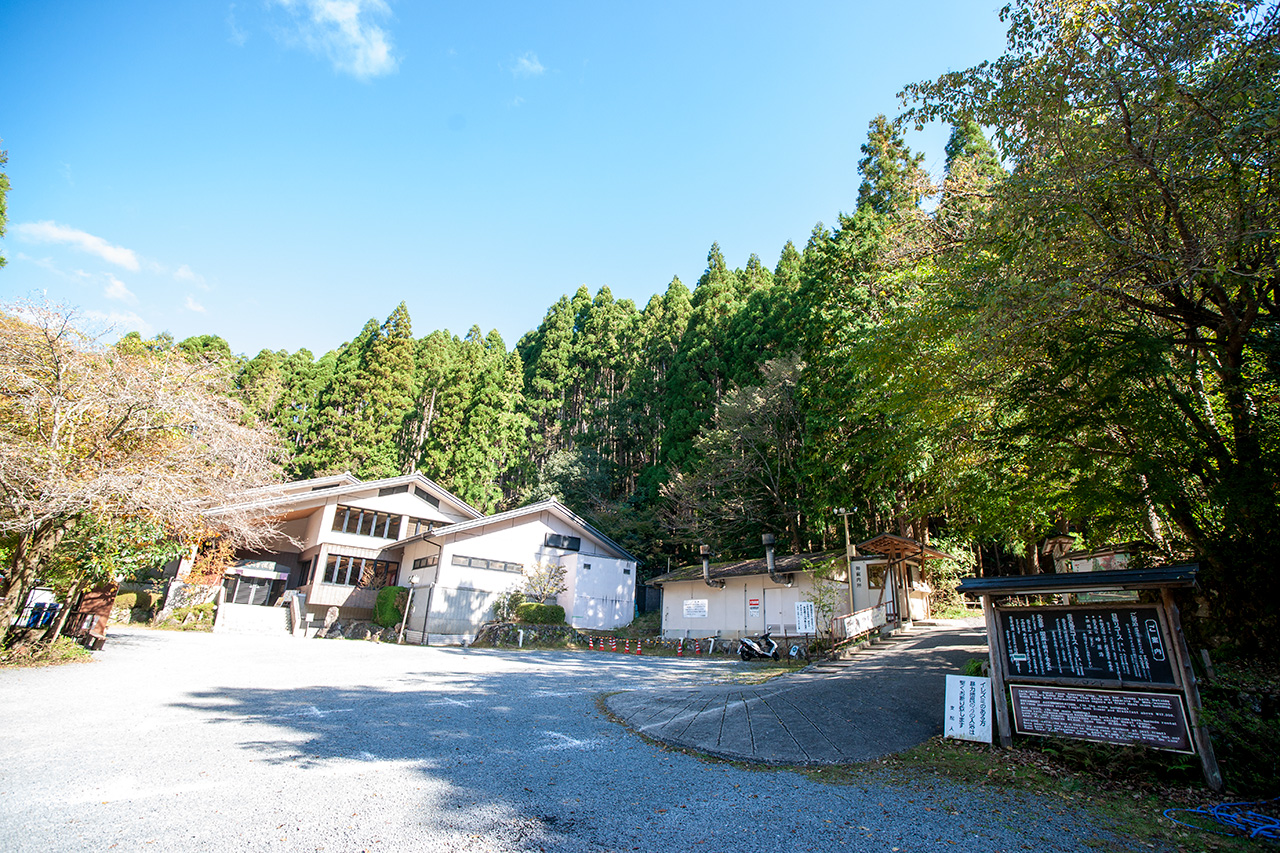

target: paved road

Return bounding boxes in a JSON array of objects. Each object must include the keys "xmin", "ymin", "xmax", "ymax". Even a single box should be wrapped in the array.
[
  {"xmin": 0, "ymin": 627, "xmax": 1109, "ymax": 852},
  {"xmin": 607, "ymin": 621, "xmax": 989, "ymax": 764}
]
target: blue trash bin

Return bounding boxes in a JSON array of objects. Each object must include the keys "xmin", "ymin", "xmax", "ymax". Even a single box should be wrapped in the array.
[{"xmin": 25, "ymin": 602, "xmax": 46, "ymax": 628}]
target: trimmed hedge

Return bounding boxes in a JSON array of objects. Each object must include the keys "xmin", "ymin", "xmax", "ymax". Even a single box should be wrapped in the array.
[
  {"xmin": 516, "ymin": 602, "xmax": 566, "ymax": 624},
  {"xmin": 374, "ymin": 586, "xmax": 408, "ymax": 628},
  {"xmin": 115, "ymin": 590, "xmax": 154, "ymax": 611}
]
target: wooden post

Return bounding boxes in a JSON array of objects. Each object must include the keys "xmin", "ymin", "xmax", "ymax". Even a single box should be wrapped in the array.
[
  {"xmin": 981, "ymin": 593, "xmax": 1013, "ymax": 747},
  {"xmin": 1161, "ymin": 588, "xmax": 1223, "ymax": 792}
]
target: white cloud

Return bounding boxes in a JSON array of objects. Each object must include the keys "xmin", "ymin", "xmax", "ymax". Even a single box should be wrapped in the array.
[
  {"xmin": 103, "ymin": 274, "xmax": 138, "ymax": 305},
  {"xmin": 184, "ymin": 295, "xmax": 206, "ymax": 313},
  {"xmin": 85, "ymin": 309, "xmax": 152, "ymax": 337},
  {"xmin": 227, "ymin": 3, "xmax": 248, "ymax": 46},
  {"xmin": 174, "ymin": 264, "xmax": 209, "ymax": 289},
  {"xmin": 15, "ymin": 253, "xmax": 93, "ymax": 282},
  {"xmin": 513, "ymin": 52, "xmax": 544, "ymax": 77},
  {"xmin": 274, "ymin": 0, "xmax": 398, "ymax": 79},
  {"xmin": 15, "ymin": 221, "xmax": 140, "ymax": 271}
]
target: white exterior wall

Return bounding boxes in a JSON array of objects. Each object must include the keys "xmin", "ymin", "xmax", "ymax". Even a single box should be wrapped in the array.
[
  {"xmin": 659, "ymin": 574, "xmax": 825, "ymax": 640},
  {"xmin": 400, "ymin": 510, "xmax": 635, "ymax": 642}
]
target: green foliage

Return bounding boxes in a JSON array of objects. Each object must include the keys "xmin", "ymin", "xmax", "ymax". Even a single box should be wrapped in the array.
[
  {"xmin": 523, "ymin": 560, "xmax": 567, "ymax": 604},
  {"xmin": 114, "ymin": 590, "xmax": 153, "ymax": 611},
  {"xmin": 373, "ymin": 585, "xmax": 408, "ymax": 629},
  {"xmin": 491, "ymin": 589, "xmax": 525, "ymax": 622},
  {"xmin": 0, "ymin": 636, "xmax": 92, "ymax": 667},
  {"xmin": 158, "ymin": 602, "xmax": 216, "ymax": 630},
  {"xmin": 515, "ymin": 602, "xmax": 566, "ymax": 624}
]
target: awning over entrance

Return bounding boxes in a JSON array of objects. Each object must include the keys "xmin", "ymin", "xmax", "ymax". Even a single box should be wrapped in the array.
[{"xmin": 857, "ymin": 533, "xmax": 956, "ymax": 562}]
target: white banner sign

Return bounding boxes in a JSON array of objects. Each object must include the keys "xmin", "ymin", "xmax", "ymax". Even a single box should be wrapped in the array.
[
  {"xmin": 843, "ymin": 604, "xmax": 887, "ymax": 638},
  {"xmin": 795, "ymin": 601, "xmax": 817, "ymax": 634},
  {"xmin": 683, "ymin": 599, "xmax": 708, "ymax": 618},
  {"xmin": 944, "ymin": 674, "xmax": 992, "ymax": 743}
]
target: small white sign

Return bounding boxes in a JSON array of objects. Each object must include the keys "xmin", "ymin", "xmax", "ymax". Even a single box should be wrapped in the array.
[
  {"xmin": 944, "ymin": 674, "xmax": 992, "ymax": 743},
  {"xmin": 795, "ymin": 601, "xmax": 817, "ymax": 634},
  {"xmin": 747, "ymin": 598, "xmax": 760, "ymax": 616},
  {"xmin": 683, "ymin": 599, "xmax": 708, "ymax": 619}
]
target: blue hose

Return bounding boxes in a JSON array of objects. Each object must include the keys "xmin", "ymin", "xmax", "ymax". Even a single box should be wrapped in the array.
[{"xmin": 1163, "ymin": 798, "xmax": 1279, "ymax": 842}]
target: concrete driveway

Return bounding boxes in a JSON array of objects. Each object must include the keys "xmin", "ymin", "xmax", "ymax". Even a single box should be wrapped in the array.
[
  {"xmin": 0, "ymin": 626, "xmax": 1102, "ymax": 852},
  {"xmin": 607, "ymin": 621, "xmax": 989, "ymax": 764}
]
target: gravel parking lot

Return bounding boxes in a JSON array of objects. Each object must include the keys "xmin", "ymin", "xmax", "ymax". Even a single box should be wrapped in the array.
[{"xmin": 0, "ymin": 628, "xmax": 1103, "ymax": 852}]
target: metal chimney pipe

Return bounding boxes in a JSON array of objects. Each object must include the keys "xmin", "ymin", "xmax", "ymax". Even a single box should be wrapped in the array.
[
  {"xmin": 762, "ymin": 533, "xmax": 792, "ymax": 587},
  {"xmin": 701, "ymin": 544, "xmax": 724, "ymax": 588}
]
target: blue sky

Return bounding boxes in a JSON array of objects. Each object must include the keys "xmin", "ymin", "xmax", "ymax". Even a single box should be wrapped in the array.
[{"xmin": 0, "ymin": 1, "xmax": 1010, "ymax": 357}]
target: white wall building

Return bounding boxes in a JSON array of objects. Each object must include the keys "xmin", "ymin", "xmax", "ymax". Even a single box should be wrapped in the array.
[
  {"xmin": 204, "ymin": 473, "xmax": 638, "ymax": 642},
  {"xmin": 649, "ymin": 534, "xmax": 954, "ymax": 640}
]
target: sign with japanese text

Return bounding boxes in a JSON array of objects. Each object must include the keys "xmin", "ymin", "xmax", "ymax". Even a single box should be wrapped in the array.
[
  {"xmin": 1011, "ymin": 685, "xmax": 1191, "ymax": 752},
  {"xmin": 683, "ymin": 599, "xmax": 708, "ymax": 618},
  {"xmin": 999, "ymin": 606, "xmax": 1176, "ymax": 685},
  {"xmin": 944, "ymin": 675, "xmax": 992, "ymax": 743},
  {"xmin": 795, "ymin": 601, "xmax": 816, "ymax": 634}
]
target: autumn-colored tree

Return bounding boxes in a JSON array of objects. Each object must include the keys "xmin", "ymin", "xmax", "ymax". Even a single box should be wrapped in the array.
[{"xmin": 0, "ymin": 302, "xmax": 283, "ymax": 643}]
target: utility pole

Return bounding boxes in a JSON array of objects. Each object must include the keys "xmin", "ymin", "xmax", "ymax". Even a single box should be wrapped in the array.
[{"xmin": 834, "ymin": 508, "xmax": 857, "ymax": 613}]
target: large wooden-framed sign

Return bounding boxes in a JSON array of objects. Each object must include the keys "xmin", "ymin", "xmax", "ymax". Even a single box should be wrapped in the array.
[
  {"xmin": 1010, "ymin": 685, "xmax": 1191, "ymax": 751},
  {"xmin": 956, "ymin": 565, "xmax": 1222, "ymax": 791},
  {"xmin": 999, "ymin": 605, "xmax": 1176, "ymax": 685}
]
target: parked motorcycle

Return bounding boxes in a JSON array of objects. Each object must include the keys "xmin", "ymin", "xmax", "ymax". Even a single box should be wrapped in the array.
[{"xmin": 738, "ymin": 630, "xmax": 780, "ymax": 661}]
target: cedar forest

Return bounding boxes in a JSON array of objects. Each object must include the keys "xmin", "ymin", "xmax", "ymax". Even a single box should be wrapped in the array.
[{"xmin": 11, "ymin": 0, "xmax": 1280, "ymax": 651}]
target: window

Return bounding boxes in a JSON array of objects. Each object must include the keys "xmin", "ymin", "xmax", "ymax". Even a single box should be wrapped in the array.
[
  {"xmin": 413, "ymin": 486, "xmax": 440, "ymax": 508},
  {"xmin": 412, "ymin": 555, "xmax": 439, "ymax": 570},
  {"xmin": 623, "ymin": 567, "xmax": 631, "ymax": 575},
  {"xmin": 331, "ymin": 505, "xmax": 401, "ymax": 539},
  {"xmin": 450, "ymin": 554, "xmax": 523, "ymax": 573},
  {"xmin": 545, "ymin": 533, "xmax": 581, "ymax": 552},
  {"xmin": 583, "ymin": 563, "xmax": 591, "ymax": 571},
  {"xmin": 405, "ymin": 517, "xmax": 434, "ymax": 537},
  {"xmin": 323, "ymin": 554, "xmax": 399, "ymax": 588},
  {"xmin": 378, "ymin": 485, "xmax": 409, "ymax": 497}
]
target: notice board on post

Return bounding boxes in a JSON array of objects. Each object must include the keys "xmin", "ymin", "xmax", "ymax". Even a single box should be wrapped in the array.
[
  {"xmin": 1010, "ymin": 685, "xmax": 1191, "ymax": 751},
  {"xmin": 998, "ymin": 605, "xmax": 1175, "ymax": 685}
]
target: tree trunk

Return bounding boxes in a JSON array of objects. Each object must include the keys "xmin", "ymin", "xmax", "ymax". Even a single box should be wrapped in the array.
[
  {"xmin": 42, "ymin": 576, "xmax": 81, "ymax": 644},
  {"xmin": 0, "ymin": 519, "xmax": 74, "ymax": 645}
]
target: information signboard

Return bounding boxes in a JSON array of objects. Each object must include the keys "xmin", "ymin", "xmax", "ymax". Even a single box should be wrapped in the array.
[
  {"xmin": 944, "ymin": 675, "xmax": 992, "ymax": 743},
  {"xmin": 747, "ymin": 598, "xmax": 760, "ymax": 617},
  {"xmin": 795, "ymin": 601, "xmax": 816, "ymax": 634},
  {"xmin": 683, "ymin": 599, "xmax": 708, "ymax": 618},
  {"xmin": 1010, "ymin": 685, "xmax": 1192, "ymax": 751},
  {"xmin": 999, "ymin": 606, "xmax": 1176, "ymax": 685}
]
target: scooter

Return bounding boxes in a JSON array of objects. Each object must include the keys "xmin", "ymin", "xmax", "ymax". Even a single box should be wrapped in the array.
[{"xmin": 738, "ymin": 630, "xmax": 780, "ymax": 661}]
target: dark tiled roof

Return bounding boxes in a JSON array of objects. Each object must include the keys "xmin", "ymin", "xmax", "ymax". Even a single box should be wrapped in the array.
[
  {"xmin": 956, "ymin": 564, "xmax": 1198, "ymax": 596},
  {"xmin": 648, "ymin": 550, "xmax": 846, "ymax": 586}
]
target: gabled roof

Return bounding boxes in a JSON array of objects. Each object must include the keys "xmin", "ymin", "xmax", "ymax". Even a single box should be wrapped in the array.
[
  {"xmin": 401, "ymin": 498, "xmax": 638, "ymax": 563},
  {"xmin": 857, "ymin": 533, "xmax": 957, "ymax": 562},
  {"xmin": 648, "ymin": 550, "xmax": 845, "ymax": 586},
  {"xmin": 210, "ymin": 472, "xmax": 483, "ymax": 520}
]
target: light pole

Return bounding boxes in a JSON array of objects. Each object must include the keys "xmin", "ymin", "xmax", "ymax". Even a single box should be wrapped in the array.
[
  {"xmin": 397, "ymin": 574, "xmax": 420, "ymax": 644},
  {"xmin": 834, "ymin": 508, "xmax": 857, "ymax": 614}
]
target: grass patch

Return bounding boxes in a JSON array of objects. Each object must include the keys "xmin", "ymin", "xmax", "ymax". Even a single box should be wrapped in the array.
[
  {"xmin": 798, "ymin": 737, "xmax": 1266, "ymax": 852},
  {"xmin": 0, "ymin": 636, "xmax": 94, "ymax": 668}
]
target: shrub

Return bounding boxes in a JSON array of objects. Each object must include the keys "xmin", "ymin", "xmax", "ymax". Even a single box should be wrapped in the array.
[
  {"xmin": 133, "ymin": 590, "xmax": 153, "ymax": 611},
  {"xmin": 516, "ymin": 602, "xmax": 566, "ymax": 624},
  {"xmin": 373, "ymin": 586, "xmax": 408, "ymax": 629},
  {"xmin": 114, "ymin": 592, "xmax": 138, "ymax": 610},
  {"xmin": 493, "ymin": 589, "xmax": 525, "ymax": 622}
]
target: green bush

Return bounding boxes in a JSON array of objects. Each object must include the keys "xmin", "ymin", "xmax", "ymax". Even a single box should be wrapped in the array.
[
  {"xmin": 114, "ymin": 592, "xmax": 138, "ymax": 610},
  {"xmin": 492, "ymin": 590, "xmax": 525, "ymax": 622},
  {"xmin": 374, "ymin": 586, "xmax": 408, "ymax": 628},
  {"xmin": 516, "ymin": 602, "xmax": 566, "ymax": 624},
  {"xmin": 133, "ymin": 590, "xmax": 153, "ymax": 610}
]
